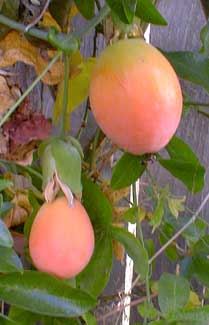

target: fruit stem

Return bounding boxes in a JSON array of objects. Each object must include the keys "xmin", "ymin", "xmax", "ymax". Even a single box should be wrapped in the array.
[
  {"xmin": 0, "ymin": 51, "xmax": 62, "ymax": 128},
  {"xmin": 61, "ymin": 54, "xmax": 70, "ymax": 137}
]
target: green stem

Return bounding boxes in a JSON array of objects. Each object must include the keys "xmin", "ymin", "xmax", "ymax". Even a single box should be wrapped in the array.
[
  {"xmin": 0, "ymin": 5, "xmax": 110, "ymax": 45},
  {"xmin": 61, "ymin": 54, "xmax": 70, "ymax": 137},
  {"xmin": 0, "ymin": 14, "xmax": 48, "ymax": 40},
  {"xmin": 184, "ymin": 101, "xmax": 209, "ymax": 107},
  {"xmin": 0, "ymin": 51, "xmax": 62, "ymax": 128},
  {"xmin": 132, "ymin": 182, "xmax": 150, "ymax": 325}
]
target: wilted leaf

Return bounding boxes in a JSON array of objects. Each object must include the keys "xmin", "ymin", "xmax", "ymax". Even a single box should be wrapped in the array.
[
  {"xmin": 2, "ymin": 99, "xmax": 51, "ymax": 163},
  {"xmin": 41, "ymin": 11, "xmax": 61, "ymax": 31},
  {"xmin": 167, "ymin": 196, "xmax": 185, "ymax": 218},
  {"xmin": 0, "ymin": 76, "xmax": 15, "ymax": 120},
  {"xmin": 4, "ymin": 191, "xmax": 32, "ymax": 228},
  {"xmin": 186, "ymin": 291, "xmax": 201, "ymax": 308},
  {"xmin": 0, "ymin": 31, "xmax": 64, "ymax": 85},
  {"xmin": 104, "ymin": 186, "xmax": 130, "ymax": 205}
]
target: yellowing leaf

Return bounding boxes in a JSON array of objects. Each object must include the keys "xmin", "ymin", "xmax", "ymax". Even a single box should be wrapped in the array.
[
  {"xmin": 0, "ymin": 31, "xmax": 64, "ymax": 85},
  {"xmin": 41, "ymin": 11, "xmax": 61, "ymax": 31},
  {"xmin": 186, "ymin": 291, "xmax": 201, "ymax": 308},
  {"xmin": 54, "ymin": 57, "xmax": 96, "ymax": 129},
  {"xmin": 167, "ymin": 196, "xmax": 186, "ymax": 218},
  {"xmin": 104, "ymin": 186, "xmax": 130, "ymax": 205},
  {"xmin": 0, "ymin": 76, "xmax": 15, "ymax": 120}
]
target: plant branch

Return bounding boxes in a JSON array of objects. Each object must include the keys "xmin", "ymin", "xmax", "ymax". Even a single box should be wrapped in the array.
[
  {"xmin": 97, "ymin": 293, "xmax": 157, "ymax": 322},
  {"xmin": 61, "ymin": 54, "xmax": 70, "ymax": 137},
  {"xmin": 149, "ymin": 190, "xmax": 209, "ymax": 264},
  {"xmin": 25, "ymin": 0, "xmax": 51, "ymax": 32},
  {"xmin": 0, "ymin": 51, "xmax": 61, "ymax": 127}
]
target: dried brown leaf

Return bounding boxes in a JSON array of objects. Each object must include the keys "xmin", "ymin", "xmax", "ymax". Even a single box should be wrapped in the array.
[{"xmin": 0, "ymin": 31, "xmax": 64, "ymax": 85}]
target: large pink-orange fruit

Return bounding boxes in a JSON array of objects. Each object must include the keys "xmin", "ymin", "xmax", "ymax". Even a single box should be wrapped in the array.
[
  {"xmin": 89, "ymin": 39, "xmax": 182, "ymax": 155},
  {"xmin": 29, "ymin": 197, "xmax": 94, "ymax": 279}
]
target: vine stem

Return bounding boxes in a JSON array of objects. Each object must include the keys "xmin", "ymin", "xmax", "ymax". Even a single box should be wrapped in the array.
[
  {"xmin": 0, "ymin": 51, "xmax": 62, "ymax": 127},
  {"xmin": 0, "ymin": 5, "xmax": 110, "ymax": 44},
  {"xmin": 61, "ymin": 54, "xmax": 70, "ymax": 137}
]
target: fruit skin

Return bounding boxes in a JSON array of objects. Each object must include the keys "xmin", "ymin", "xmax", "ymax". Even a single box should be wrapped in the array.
[
  {"xmin": 29, "ymin": 197, "xmax": 95, "ymax": 279},
  {"xmin": 89, "ymin": 39, "xmax": 182, "ymax": 155}
]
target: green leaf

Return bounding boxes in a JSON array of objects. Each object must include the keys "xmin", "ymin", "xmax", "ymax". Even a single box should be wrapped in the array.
[
  {"xmin": 0, "ymin": 315, "xmax": 18, "ymax": 324},
  {"xmin": 9, "ymin": 306, "xmax": 81, "ymax": 325},
  {"xmin": 0, "ymin": 218, "xmax": 13, "ymax": 247},
  {"xmin": 159, "ymin": 136, "xmax": 205, "ymax": 193},
  {"xmin": 82, "ymin": 175, "xmax": 112, "ymax": 228},
  {"xmin": 83, "ymin": 312, "xmax": 97, "ymax": 325},
  {"xmin": 158, "ymin": 273, "xmax": 190, "ymax": 314},
  {"xmin": 106, "ymin": 0, "xmax": 129, "ymax": 24},
  {"xmin": 24, "ymin": 191, "xmax": 40, "ymax": 241},
  {"xmin": 9, "ymin": 306, "xmax": 41, "ymax": 325},
  {"xmin": 123, "ymin": 206, "xmax": 138, "ymax": 223},
  {"xmin": 163, "ymin": 51, "xmax": 209, "ymax": 94},
  {"xmin": 111, "ymin": 226, "xmax": 148, "ymax": 279},
  {"xmin": 191, "ymin": 256, "xmax": 209, "ymax": 288},
  {"xmin": 138, "ymin": 301, "xmax": 158, "ymax": 320},
  {"xmin": 49, "ymin": 0, "xmax": 72, "ymax": 29},
  {"xmin": 74, "ymin": 0, "xmax": 94, "ymax": 19},
  {"xmin": 122, "ymin": 0, "xmax": 137, "ymax": 24},
  {"xmin": 111, "ymin": 153, "xmax": 146, "ymax": 190},
  {"xmin": 0, "ymin": 0, "xmax": 19, "ymax": 39},
  {"xmin": 77, "ymin": 233, "xmax": 113, "ymax": 297},
  {"xmin": 159, "ymin": 225, "xmax": 178, "ymax": 261},
  {"xmin": 0, "ymin": 247, "xmax": 23, "ymax": 273},
  {"xmin": 51, "ymin": 139, "xmax": 82, "ymax": 196},
  {"xmin": 192, "ymin": 235, "xmax": 209, "ymax": 256},
  {"xmin": 168, "ymin": 305, "xmax": 209, "ymax": 323},
  {"xmin": 0, "ymin": 271, "xmax": 96, "ymax": 317},
  {"xmin": 199, "ymin": 21, "xmax": 209, "ymax": 57},
  {"xmin": 0, "ymin": 179, "xmax": 13, "ymax": 191},
  {"xmin": 150, "ymin": 196, "xmax": 164, "ymax": 232},
  {"xmin": 135, "ymin": 0, "xmax": 167, "ymax": 25}
]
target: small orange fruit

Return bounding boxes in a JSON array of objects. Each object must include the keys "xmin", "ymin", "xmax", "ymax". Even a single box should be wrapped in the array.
[
  {"xmin": 89, "ymin": 39, "xmax": 182, "ymax": 155},
  {"xmin": 29, "ymin": 197, "xmax": 94, "ymax": 279}
]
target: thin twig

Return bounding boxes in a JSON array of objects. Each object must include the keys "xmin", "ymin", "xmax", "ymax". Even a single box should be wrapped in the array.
[
  {"xmin": 97, "ymin": 294, "xmax": 157, "ymax": 322},
  {"xmin": 25, "ymin": 0, "xmax": 51, "ymax": 32},
  {"xmin": 61, "ymin": 53, "xmax": 70, "ymax": 137}
]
